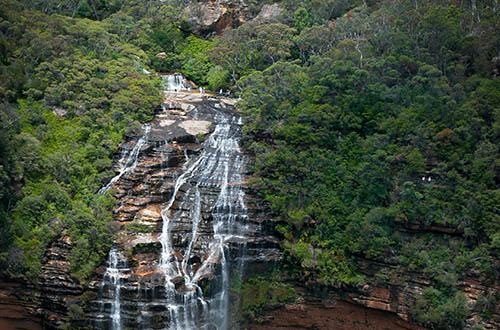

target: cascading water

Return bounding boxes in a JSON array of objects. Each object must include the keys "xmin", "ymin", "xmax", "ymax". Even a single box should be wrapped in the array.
[
  {"xmin": 162, "ymin": 74, "xmax": 188, "ymax": 92},
  {"xmin": 99, "ymin": 125, "xmax": 151, "ymax": 194},
  {"xmin": 94, "ymin": 124, "xmax": 150, "ymax": 328},
  {"xmin": 158, "ymin": 110, "xmax": 248, "ymax": 330},
  {"xmin": 96, "ymin": 248, "xmax": 129, "ymax": 330}
]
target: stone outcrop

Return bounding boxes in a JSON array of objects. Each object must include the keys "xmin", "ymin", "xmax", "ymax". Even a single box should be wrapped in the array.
[
  {"xmin": 246, "ymin": 272, "xmax": 499, "ymax": 330},
  {"xmin": 250, "ymin": 241, "xmax": 499, "ymax": 329},
  {"xmin": 0, "ymin": 90, "xmax": 282, "ymax": 329},
  {"xmin": 183, "ymin": 0, "xmax": 282, "ymax": 35},
  {"xmin": 0, "ymin": 281, "xmax": 42, "ymax": 330},
  {"xmin": 248, "ymin": 297, "xmax": 426, "ymax": 330},
  {"xmin": 184, "ymin": 0, "xmax": 245, "ymax": 34},
  {"xmin": 253, "ymin": 4, "xmax": 283, "ymax": 23},
  {"xmin": 37, "ymin": 235, "xmax": 84, "ymax": 329},
  {"xmin": 346, "ymin": 262, "xmax": 500, "ymax": 329},
  {"xmin": 2, "ymin": 89, "xmax": 498, "ymax": 330},
  {"xmin": 0, "ymin": 235, "xmax": 83, "ymax": 329}
]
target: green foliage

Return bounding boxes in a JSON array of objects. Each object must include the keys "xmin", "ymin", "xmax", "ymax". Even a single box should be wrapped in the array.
[
  {"xmin": 206, "ymin": 65, "xmax": 230, "ymax": 91},
  {"xmin": 125, "ymin": 221, "xmax": 155, "ymax": 233},
  {"xmin": 283, "ymin": 0, "xmax": 359, "ymax": 23},
  {"xmin": 294, "ymin": 8, "xmax": 314, "ymax": 32},
  {"xmin": 1, "ymin": 1, "xmax": 500, "ymax": 329},
  {"xmin": 223, "ymin": 1, "xmax": 500, "ymax": 328},
  {"xmin": 65, "ymin": 194, "xmax": 117, "ymax": 280},
  {"xmin": 475, "ymin": 292, "xmax": 498, "ymax": 319},
  {"xmin": 151, "ymin": 23, "xmax": 185, "ymax": 53},
  {"xmin": 179, "ymin": 35, "xmax": 214, "ymax": 85},
  {"xmin": 0, "ymin": 1, "xmax": 160, "ymax": 281},
  {"xmin": 240, "ymin": 275, "xmax": 296, "ymax": 320},
  {"xmin": 67, "ymin": 303, "xmax": 84, "ymax": 321},
  {"xmin": 411, "ymin": 288, "xmax": 471, "ymax": 329},
  {"xmin": 284, "ymin": 241, "xmax": 363, "ymax": 287},
  {"xmin": 210, "ymin": 22, "xmax": 297, "ymax": 83}
]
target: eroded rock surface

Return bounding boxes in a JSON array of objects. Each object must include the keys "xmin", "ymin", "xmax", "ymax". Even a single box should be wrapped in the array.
[
  {"xmin": 248, "ymin": 298, "xmax": 426, "ymax": 330},
  {"xmin": 0, "ymin": 235, "xmax": 83, "ymax": 329},
  {"xmin": 2, "ymin": 91, "xmax": 498, "ymax": 330},
  {"xmin": 183, "ymin": 0, "xmax": 282, "ymax": 35}
]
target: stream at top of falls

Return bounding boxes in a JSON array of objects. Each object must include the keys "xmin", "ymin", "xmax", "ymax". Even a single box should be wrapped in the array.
[{"xmin": 96, "ymin": 86, "xmax": 249, "ymax": 330}]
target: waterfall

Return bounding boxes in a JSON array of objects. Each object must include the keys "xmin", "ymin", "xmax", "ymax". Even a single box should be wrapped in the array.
[
  {"xmin": 98, "ymin": 124, "xmax": 151, "ymax": 194},
  {"xmin": 162, "ymin": 74, "xmax": 188, "ymax": 92},
  {"xmin": 158, "ymin": 111, "xmax": 248, "ymax": 329},
  {"xmin": 97, "ymin": 248, "xmax": 129, "ymax": 330},
  {"xmin": 92, "ymin": 77, "xmax": 261, "ymax": 329}
]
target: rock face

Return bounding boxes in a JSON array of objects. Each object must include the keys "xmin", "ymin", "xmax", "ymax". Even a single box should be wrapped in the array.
[
  {"xmin": 0, "ymin": 281, "xmax": 42, "ymax": 330},
  {"xmin": 1, "ymin": 88, "xmax": 498, "ymax": 330},
  {"xmin": 184, "ymin": 0, "xmax": 282, "ymax": 35},
  {"xmin": 0, "ymin": 235, "xmax": 84, "ymax": 329},
  {"xmin": 0, "ymin": 89, "xmax": 281, "ymax": 330},
  {"xmin": 248, "ymin": 297, "xmax": 426, "ymax": 330},
  {"xmin": 250, "ymin": 249, "xmax": 499, "ymax": 329},
  {"xmin": 253, "ymin": 4, "xmax": 283, "ymax": 23},
  {"xmin": 345, "ymin": 258, "xmax": 500, "ymax": 330},
  {"xmin": 184, "ymin": 0, "xmax": 245, "ymax": 34}
]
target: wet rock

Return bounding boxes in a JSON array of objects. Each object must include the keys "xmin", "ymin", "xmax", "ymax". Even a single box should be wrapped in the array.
[
  {"xmin": 178, "ymin": 120, "xmax": 211, "ymax": 136},
  {"xmin": 0, "ymin": 88, "xmax": 284, "ymax": 329}
]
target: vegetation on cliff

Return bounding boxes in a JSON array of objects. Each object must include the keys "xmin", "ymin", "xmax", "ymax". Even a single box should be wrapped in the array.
[
  {"xmin": 0, "ymin": 0, "xmax": 164, "ymax": 280},
  {"xmin": 0, "ymin": 0, "xmax": 236, "ymax": 281},
  {"xmin": 223, "ymin": 1, "xmax": 500, "ymax": 328}
]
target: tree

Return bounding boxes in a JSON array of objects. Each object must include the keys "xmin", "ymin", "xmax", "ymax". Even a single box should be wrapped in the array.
[
  {"xmin": 254, "ymin": 23, "xmax": 296, "ymax": 65},
  {"xmin": 294, "ymin": 7, "xmax": 314, "ymax": 32},
  {"xmin": 295, "ymin": 25, "xmax": 333, "ymax": 61}
]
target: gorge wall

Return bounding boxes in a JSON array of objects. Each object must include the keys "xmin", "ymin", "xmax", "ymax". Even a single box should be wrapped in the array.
[
  {"xmin": 1, "ymin": 0, "xmax": 499, "ymax": 329},
  {"xmin": 1, "ymin": 90, "xmax": 499, "ymax": 330}
]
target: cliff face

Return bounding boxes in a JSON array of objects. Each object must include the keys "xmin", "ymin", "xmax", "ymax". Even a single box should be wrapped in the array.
[
  {"xmin": 183, "ymin": 0, "xmax": 282, "ymax": 34},
  {"xmin": 0, "ymin": 91, "xmax": 282, "ymax": 329},
  {"xmin": 248, "ymin": 298, "xmax": 426, "ymax": 330},
  {"xmin": 0, "ymin": 235, "xmax": 83, "ymax": 329},
  {"xmin": 1, "ymin": 95, "xmax": 498, "ymax": 330},
  {"xmin": 345, "ymin": 247, "xmax": 500, "ymax": 329},
  {"xmin": 248, "ymin": 241, "xmax": 500, "ymax": 330}
]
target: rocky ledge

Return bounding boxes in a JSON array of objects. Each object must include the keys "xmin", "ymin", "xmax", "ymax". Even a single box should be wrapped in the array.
[
  {"xmin": 248, "ymin": 297, "xmax": 426, "ymax": 330},
  {"xmin": 184, "ymin": 0, "xmax": 283, "ymax": 35}
]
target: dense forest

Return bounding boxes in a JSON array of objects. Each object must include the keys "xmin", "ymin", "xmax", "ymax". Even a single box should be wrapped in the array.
[{"xmin": 0, "ymin": 0, "xmax": 499, "ymax": 329}]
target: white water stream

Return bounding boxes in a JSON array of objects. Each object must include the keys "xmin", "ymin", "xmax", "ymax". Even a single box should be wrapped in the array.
[
  {"xmin": 96, "ymin": 75, "xmax": 248, "ymax": 329},
  {"xmin": 99, "ymin": 248, "xmax": 129, "ymax": 330},
  {"xmin": 98, "ymin": 125, "xmax": 151, "ymax": 194},
  {"xmin": 162, "ymin": 74, "xmax": 189, "ymax": 92}
]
